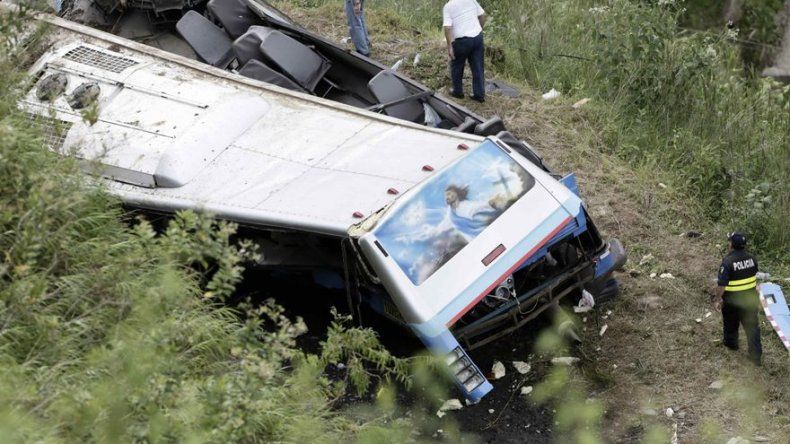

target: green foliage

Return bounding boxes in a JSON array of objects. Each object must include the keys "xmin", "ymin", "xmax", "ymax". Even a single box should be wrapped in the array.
[
  {"xmin": 0, "ymin": 6, "xmax": 450, "ymax": 442},
  {"xmin": 479, "ymin": 0, "xmax": 788, "ymax": 259}
]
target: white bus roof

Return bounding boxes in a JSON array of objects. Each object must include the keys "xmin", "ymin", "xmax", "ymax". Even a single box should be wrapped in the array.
[{"xmin": 22, "ymin": 15, "xmax": 488, "ymax": 236}]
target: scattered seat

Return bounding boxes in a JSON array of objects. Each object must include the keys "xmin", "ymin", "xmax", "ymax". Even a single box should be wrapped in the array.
[
  {"xmin": 452, "ymin": 116, "xmax": 477, "ymax": 133},
  {"xmin": 367, "ymin": 70, "xmax": 424, "ymax": 122},
  {"xmin": 474, "ymin": 116, "xmax": 506, "ymax": 136},
  {"xmin": 233, "ymin": 26, "xmax": 331, "ymax": 92},
  {"xmin": 238, "ymin": 59, "xmax": 304, "ymax": 92},
  {"xmin": 176, "ymin": 10, "xmax": 235, "ymax": 68},
  {"xmin": 206, "ymin": 0, "xmax": 262, "ymax": 39}
]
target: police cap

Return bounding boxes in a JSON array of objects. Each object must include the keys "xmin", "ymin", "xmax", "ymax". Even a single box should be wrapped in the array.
[{"xmin": 728, "ymin": 231, "xmax": 747, "ymax": 249}]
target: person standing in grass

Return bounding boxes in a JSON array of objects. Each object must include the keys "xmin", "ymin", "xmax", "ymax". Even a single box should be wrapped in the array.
[
  {"xmin": 345, "ymin": 0, "xmax": 371, "ymax": 57},
  {"xmin": 442, "ymin": 0, "xmax": 486, "ymax": 102},
  {"xmin": 712, "ymin": 232, "xmax": 762, "ymax": 366}
]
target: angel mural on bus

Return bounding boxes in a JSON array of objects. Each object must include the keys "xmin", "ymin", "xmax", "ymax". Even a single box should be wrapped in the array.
[{"xmin": 374, "ymin": 140, "xmax": 536, "ymax": 285}]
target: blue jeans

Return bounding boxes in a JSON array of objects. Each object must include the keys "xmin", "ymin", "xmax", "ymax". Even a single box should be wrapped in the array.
[
  {"xmin": 345, "ymin": 0, "xmax": 370, "ymax": 56},
  {"xmin": 450, "ymin": 33, "xmax": 485, "ymax": 100}
]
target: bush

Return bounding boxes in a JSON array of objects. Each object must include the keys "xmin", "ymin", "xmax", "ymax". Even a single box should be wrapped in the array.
[
  {"xmin": 484, "ymin": 0, "xmax": 788, "ymax": 258},
  {"xmin": 0, "ymin": 6, "xmax": 451, "ymax": 441}
]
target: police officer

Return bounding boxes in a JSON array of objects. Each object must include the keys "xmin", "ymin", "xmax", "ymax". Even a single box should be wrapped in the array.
[{"xmin": 712, "ymin": 232, "xmax": 762, "ymax": 365}]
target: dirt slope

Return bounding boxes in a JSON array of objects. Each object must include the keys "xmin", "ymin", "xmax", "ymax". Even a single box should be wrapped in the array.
[{"xmin": 276, "ymin": 2, "xmax": 790, "ymax": 441}]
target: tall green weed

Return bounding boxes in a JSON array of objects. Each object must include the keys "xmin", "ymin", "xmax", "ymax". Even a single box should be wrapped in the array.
[{"xmin": 486, "ymin": 0, "xmax": 789, "ymax": 258}]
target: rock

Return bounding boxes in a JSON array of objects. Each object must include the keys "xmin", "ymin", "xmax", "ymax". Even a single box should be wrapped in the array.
[
  {"xmin": 709, "ymin": 380, "xmax": 724, "ymax": 390},
  {"xmin": 542, "ymin": 88, "xmax": 561, "ymax": 100},
  {"xmin": 660, "ymin": 273, "xmax": 675, "ymax": 279},
  {"xmin": 513, "ymin": 361, "xmax": 531, "ymax": 374},
  {"xmin": 599, "ymin": 324, "xmax": 608, "ymax": 337},
  {"xmin": 665, "ymin": 407, "xmax": 674, "ymax": 418},
  {"xmin": 695, "ymin": 318, "xmax": 702, "ymax": 323},
  {"xmin": 520, "ymin": 386, "xmax": 533, "ymax": 396},
  {"xmin": 572, "ymin": 98, "xmax": 591, "ymax": 108},
  {"xmin": 551, "ymin": 357, "xmax": 580, "ymax": 366},
  {"xmin": 492, "ymin": 361, "xmax": 506, "ymax": 379},
  {"xmin": 488, "ymin": 409, "xmax": 495, "ymax": 414},
  {"xmin": 650, "ymin": 272, "xmax": 657, "ymax": 279},
  {"xmin": 705, "ymin": 311, "xmax": 712, "ymax": 318},
  {"xmin": 641, "ymin": 408, "xmax": 658, "ymax": 416},
  {"xmin": 753, "ymin": 436, "xmax": 769, "ymax": 442}
]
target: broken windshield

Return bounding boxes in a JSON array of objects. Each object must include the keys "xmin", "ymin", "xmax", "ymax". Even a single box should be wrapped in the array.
[{"xmin": 373, "ymin": 141, "xmax": 535, "ymax": 285}]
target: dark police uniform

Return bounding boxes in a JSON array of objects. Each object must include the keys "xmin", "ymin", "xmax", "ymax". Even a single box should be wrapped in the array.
[{"xmin": 717, "ymin": 248, "xmax": 762, "ymax": 363}]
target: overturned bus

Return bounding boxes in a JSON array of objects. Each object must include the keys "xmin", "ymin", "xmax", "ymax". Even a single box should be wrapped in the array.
[{"xmin": 19, "ymin": 9, "xmax": 625, "ymax": 401}]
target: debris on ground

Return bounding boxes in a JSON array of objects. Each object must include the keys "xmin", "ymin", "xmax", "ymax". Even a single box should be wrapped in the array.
[
  {"xmin": 551, "ymin": 357, "xmax": 580, "ymax": 366},
  {"xmin": 491, "ymin": 361, "xmax": 506, "ymax": 379},
  {"xmin": 695, "ymin": 318, "xmax": 702, "ymax": 323},
  {"xmin": 756, "ymin": 272, "xmax": 771, "ymax": 281},
  {"xmin": 650, "ymin": 272, "xmax": 657, "ymax": 279},
  {"xmin": 683, "ymin": 231, "xmax": 703, "ymax": 238},
  {"xmin": 599, "ymin": 324, "xmax": 608, "ymax": 337},
  {"xmin": 641, "ymin": 408, "xmax": 658, "ymax": 416},
  {"xmin": 437, "ymin": 399, "xmax": 464, "ymax": 417},
  {"xmin": 660, "ymin": 273, "xmax": 675, "ymax": 279},
  {"xmin": 658, "ymin": 182, "xmax": 667, "ymax": 189},
  {"xmin": 485, "ymin": 80, "xmax": 521, "ymax": 97},
  {"xmin": 574, "ymin": 289, "xmax": 595, "ymax": 313},
  {"xmin": 709, "ymin": 380, "xmax": 725, "ymax": 390},
  {"xmin": 390, "ymin": 59, "xmax": 403, "ymax": 71},
  {"xmin": 704, "ymin": 311, "xmax": 712, "ymax": 318},
  {"xmin": 638, "ymin": 254, "xmax": 654, "ymax": 266},
  {"xmin": 488, "ymin": 409, "xmax": 495, "ymax": 414},
  {"xmin": 572, "ymin": 98, "xmax": 591, "ymax": 108},
  {"xmin": 637, "ymin": 296, "xmax": 662, "ymax": 309},
  {"xmin": 541, "ymin": 88, "xmax": 561, "ymax": 100},
  {"xmin": 520, "ymin": 386, "xmax": 533, "ymax": 396},
  {"xmin": 671, "ymin": 423, "xmax": 678, "ymax": 444},
  {"xmin": 413, "ymin": 53, "xmax": 421, "ymax": 66},
  {"xmin": 665, "ymin": 407, "xmax": 674, "ymax": 418},
  {"xmin": 513, "ymin": 361, "xmax": 531, "ymax": 374},
  {"xmin": 726, "ymin": 437, "xmax": 750, "ymax": 444}
]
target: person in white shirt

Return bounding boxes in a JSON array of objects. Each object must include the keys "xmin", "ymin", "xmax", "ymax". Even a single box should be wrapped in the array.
[{"xmin": 442, "ymin": 0, "xmax": 487, "ymax": 102}]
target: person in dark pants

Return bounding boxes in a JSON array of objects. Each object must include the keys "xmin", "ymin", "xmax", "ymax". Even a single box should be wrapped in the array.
[
  {"xmin": 712, "ymin": 232, "xmax": 762, "ymax": 365},
  {"xmin": 443, "ymin": 0, "xmax": 486, "ymax": 102}
]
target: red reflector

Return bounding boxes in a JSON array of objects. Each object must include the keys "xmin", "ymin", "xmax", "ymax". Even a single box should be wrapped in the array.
[
  {"xmin": 352, "ymin": 211, "xmax": 364, "ymax": 218},
  {"xmin": 457, "ymin": 143, "xmax": 469, "ymax": 150},
  {"xmin": 422, "ymin": 165, "xmax": 434, "ymax": 172},
  {"xmin": 387, "ymin": 188, "xmax": 399, "ymax": 195},
  {"xmin": 482, "ymin": 244, "xmax": 506, "ymax": 266}
]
